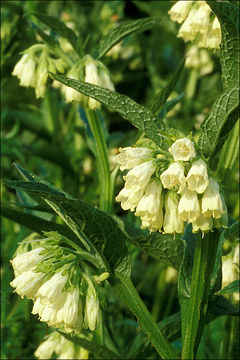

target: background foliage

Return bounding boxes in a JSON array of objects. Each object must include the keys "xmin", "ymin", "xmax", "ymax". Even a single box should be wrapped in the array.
[{"xmin": 1, "ymin": 1, "xmax": 239, "ymax": 359}]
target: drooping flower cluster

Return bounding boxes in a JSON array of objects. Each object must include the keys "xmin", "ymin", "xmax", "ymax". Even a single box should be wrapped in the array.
[
  {"xmin": 168, "ymin": 1, "xmax": 221, "ymax": 49},
  {"xmin": 10, "ymin": 235, "xmax": 107, "ymax": 333},
  {"xmin": 61, "ymin": 54, "xmax": 114, "ymax": 109},
  {"xmin": 115, "ymin": 138, "xmax": 227, "ymax": 235},
  {"xmin": 12, "ymin": 44, "xmax": 66, "ymax": 98},
  {"xmin": 34, "ymin": 331, "xmax": 89, "ymax": 359}
]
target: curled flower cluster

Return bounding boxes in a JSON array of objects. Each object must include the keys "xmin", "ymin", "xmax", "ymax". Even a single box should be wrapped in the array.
[
  {"xmin": 116, "ymin": 138, "xmax": 227, "ymax": 235},
  {"xmin": 61, "ymin": 54, "xmax": 114, "ymax": 109},
  {"xmin": 12, "ymin": 44, "xmax": 66, "ymax": 98},
  {"xmin": 168, "ymin": 1, "xmax": 221, "ymax": 49},
  {"xmin": 34, "ymin": 331, "xmax": 89, "ymax": 359},
  {"xmin": 10, "ymin": 245, "xmax": 104, "ymax": 333}
]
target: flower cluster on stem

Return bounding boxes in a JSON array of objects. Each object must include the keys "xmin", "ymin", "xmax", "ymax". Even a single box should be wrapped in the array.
[
  {"xmin": 116, "ymin": 138, "xmax": 227, "ymax": 235},
  {"xmin": 168, "ymin": 1, "xmax": 221, "ymax": 49}
]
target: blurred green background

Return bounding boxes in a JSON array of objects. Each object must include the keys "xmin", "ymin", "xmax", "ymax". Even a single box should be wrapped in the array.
[{"xmin": 1, "ymin": 1, "xmax": 239, "ymax": 359}]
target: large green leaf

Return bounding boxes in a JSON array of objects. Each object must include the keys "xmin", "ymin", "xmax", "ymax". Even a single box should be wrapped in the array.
[
  {"xmin": 50, "ymin": 73, "xmax": 168, "ymax": 148},
  {"xmin": 113, "ymin": 216, "xmax": 184, "ymax": 269},
  {"xmin": 198, "ymin": 1, "xmax": 239, "ymax": 160},
  {"xmin": 149, "ymin": 58, "xmax": 185, "ymax": 116},
  {"xmin": 93, "ymin": 17, "xmax": 161, "ymax": 59},
  {"xmin": 1, "ymin": 204, "xmax": 80, "ymax": 244},
  {"xmin": 31, "ymin": 13, "xmax": 78, "ymax": 51},
  {"xmin": 197, "ymin": 84, "xmax": 239, "ymax": 160},
  {"xmin": 207, "ymin": 1, "xmax": 239, "ymax": 89},
  {"xmin": 4, "ymin": 167, "xmax": 130, "ymax": 276}
]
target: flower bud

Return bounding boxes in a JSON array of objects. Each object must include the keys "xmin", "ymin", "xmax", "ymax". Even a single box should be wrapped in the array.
[
  {"xmin": 202, "ymin": 177, "xmax": 225, "ymax": 219},
  {"xmin": 160, "ymin": 162, "xmax": 186, "ymax": 193},
  {"xmin": 84, "ymin": 284, "xmax": 100, "ymax": 331},
  {"xmin": 163, "ymin": 191, "xmax": 184, "ymax": 234},
  {"xmin": 115, "ymin": 147, "xmax": 152, "ymax": 171},
  {"xmin": 186, "ymin": 159, "xmax": 209, "ymax": 193},
  {"xmin": 168, "ymin": 138, "xmax": 196, "ymax": 161}
]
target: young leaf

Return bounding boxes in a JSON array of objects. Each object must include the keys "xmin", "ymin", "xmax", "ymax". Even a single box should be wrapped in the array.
[
  {"xmin": 149, "ymin": 58, "xmax": 185, "ymax": 115},
  {"xmin": 197, "ymin": 84, "xmax": 239, "ymax": 160},
  {"xmin": 50, "ymin": 73, "xmax": 168, "ymax": 148},
  {"xmin": 207, "ymin": 1, "xmax": 239, "ymax": 89},
  {"xmin": 216, "ymin": 280, "xmax": 240, "ymax": 296},
  {"xmin": 93, "ymin": 17, "xmax": 161, "ymax": 59},
  {"xmin": 5, "ymin": 167, "xmax": 130, "ymax": 276},
  {"xmin": 30, "ymin": 13, "xmax": 78, "ymax": 51}
]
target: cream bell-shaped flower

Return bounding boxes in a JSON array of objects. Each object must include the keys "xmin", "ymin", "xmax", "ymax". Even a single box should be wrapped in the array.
[
  {"xmin": 186, "ymin": 159, "xmax": 209, "ymax": 194},
  {"xmin": 177, "ymin": 8, "xmax": 198, "ymax": 42},
  {"xmin": 10, "ymin": 270, "xmax": 45, "ymax": 299},
  {"xmin": 115, "ymin": 146, "xmax": 152, "ymax": 171},
  {"xmin": 12, "ymin": 53, "xmax": 37, "ymax": 88},
  {"xmin": 62, "ymin": 73, "xmax": 87, "ymax": 103},
  {"xmin": 163, "ymin": 191, "xmax": 184, "ymax": 234},
  {"xmin": 85, "ymin": 60, "xmax": 101, "ymax": 110},
  {"xmin": 160, "ymin": 162, "xmax": 186, "ymax": 193},
  {"xmin": 212, "ymin": 17, "xmax": 221, "ymax": 38},
  {"xmin": 10, "ymin": 247, "xmax": 45, "ymax": 277},
  {"xmin": 56, "ymin": 289, "xmax": 79, "ymax": 330},
  {"xmin": 192, "ymin": 213, "xmax": 213, "ymax": 233},
  {"xmin": 116, "ymin": 186, "xmax": 144, "ymax": 211},
  {"xmin": 168, "ymin": 1, "xmax": 193, "ymax": 24},
  {"xmin": 34, "ymin": 332, "xmax": 57, "ymax": 359},
  {"xmin": 36, "ymin": 271, "xmax": 68, "ymax": 304},
  {"xmin": 124, "ymin": 160, "xmax": 156, "ymax": 190},
  {"xmin": 168, "ymin": 138, "xmax": 196, "ymax": 161},
  {"xmin": 135, "ymin": 181, "xmax": 163, "ymax": 232},
  {"xmin": 178, "ymin": 188, "xmax": 200, "ymax": 222},
  {"xmin": 193, "ymin": 2, "xmax": 211, "ymax": 33},
  {"xmin": 202, "ymin": 177, "xmax": 225, "ymax": 218}
]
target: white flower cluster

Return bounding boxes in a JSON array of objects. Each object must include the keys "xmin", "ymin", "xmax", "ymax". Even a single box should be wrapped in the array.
[
  {"xmin": 61, "ymin": 54, "xmax": 114, "ymax": 109},
  {"xmin": 12, "ymin": 44, "xmax": 66, "ymax": 98},
  {"xmin": 168, "ymin": 1, "xmax": 221, "ymax": 49},
  {"xmin": 115, "ymin": 138, "xmax": 227, "ymax": 234},
  {"xmin": 10, "ymin": 247, "xmax": 102, "ymax": 333},
  {"xmin": 34, "ymin": 331, "xmax": 89, "ymax": 359}
]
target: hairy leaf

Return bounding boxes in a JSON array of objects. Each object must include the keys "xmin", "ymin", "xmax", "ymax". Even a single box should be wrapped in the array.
[
  {"xmin": 50, "ymin": 73, "xmax": 168, "ymax": 148},
  {"xmin": 94, "ymin": 17, "xmax": 161, "ymax": 59},
  {"xmin": 31, "ymin": 13, "xmax": 77, "ymax": 50},
  {"xmin": 198, "ymin": 84, "xmax": 239, "ymax": 160},
  {"xmin": 216, "ymin": 280, "xmax": 240, "ymax": 296},
  {"xmin": 113, "ymin": 215, "xmax": 184, "ymax": 269},
  {"xmin": 207, "ymin": 1, "xmax": 239, "ymax": 89},
  {"xmin": 149, "ymin": 58, "xmax": 185, "ymax": 115},
  {"xmin": 5, "ymin": 166, "xmax": 130, "ymax": 275}
]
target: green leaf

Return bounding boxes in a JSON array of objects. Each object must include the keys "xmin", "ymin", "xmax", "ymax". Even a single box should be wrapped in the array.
[
  {"xmin": 149, "ymin": 57, "xmax": 185, "ymax": 115},
  {"xmin": 216, "ymin": 280, "xmax": 240, "ymax": 295},
  {"xmin": 5, "ymin": 166, "xmax": 130, "ymax": 275},
  {"xmin": 59, "ymin": 332, "xmax": 120, "ymax": 359},
  {"xmin": 113, "ymin": 215, "xmax": 184, "ymax": 269},
  {"xmin": 207, "ymin": 1, "xmax": 239, "ymax": 89},
  {"xmin": 31, "ymin": 13, "xmax": 78, "ymax": 51},
  {"xmin": 1, "ymin": 204, "xmax": 80, "ymax": 244},
  {"xmin": 197, "ymin": 84, "xmax": 239, "ymax": 160},
  {"xmin": 50, "ymin": 73, "xmax": 168, "ymax": 148},
  {"xmin": 223, "ymin": 221, "xmax": 240, "ymax": 241},
  {"xmin": 93, "ymin": 17, "xmax": 161, "ymax": 59},
  {"xmin": 207, "ymin": 294, "xmax": 239, "ymax": 318}
]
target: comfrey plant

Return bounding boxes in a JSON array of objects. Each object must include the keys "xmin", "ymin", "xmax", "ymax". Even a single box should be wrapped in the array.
[{"xmin": 3, "ymin": 1, "xmax": 239, "ymax": 359}]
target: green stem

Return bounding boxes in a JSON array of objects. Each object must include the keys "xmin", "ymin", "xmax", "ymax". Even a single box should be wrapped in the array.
[
  {"xmin": 182, "ymin": 232, "xmax": 219, "ymax": 359},
  {"xmin": 86, "ymin": 109, "xmax": 112, "ymax": 212},
  {"xmin": 111, "ymin": 271, "xmax": 178, "ymax": 359},
  {"xmin": 216, "ymin": 119, "xmax": 239, "ymax": 182}
]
